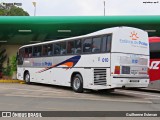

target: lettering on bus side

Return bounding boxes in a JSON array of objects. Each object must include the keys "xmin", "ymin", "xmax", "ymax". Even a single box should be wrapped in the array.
[
  {"xmin": 33, "ymin": 62, "xmax": 52, "ymax": 67},
  {"xmin": 98, "ymin": 57, "xmax": 109, "ymax": 62},
  {"xmin": 149, "ymin": 61, "xmax": 160, "ymax": 70},
  {"xmin": 132, "ymin": 59, "xmax": 138, "ymax": 64},
  {"xmin": 119, "ymin": 39, "xmax": 148, "ymax": 47}
]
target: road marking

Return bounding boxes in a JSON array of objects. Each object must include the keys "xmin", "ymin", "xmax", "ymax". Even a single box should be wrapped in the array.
[
  {"xmin": 117, "ymin": 90, "xmax": 160, "ymax": 98},
  {"xmin": 0, "ymin": 87, "xmax": 64, "ymax": 94},
  {"xmin": 3, "ymin": 94, "xmax": 152, "ymax": 104},
  {"xmin": 145, "ymin": 98, "xmax": 160, "ymax": 100},
  {"xmin": 0, "ymin": 102, "xmax": 61, "ymax": 111}
]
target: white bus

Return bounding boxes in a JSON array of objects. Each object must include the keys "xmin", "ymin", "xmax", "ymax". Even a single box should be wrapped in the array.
[{"xmin": 17, "ymin": 27, "xmax": 149, "ymax": 92}]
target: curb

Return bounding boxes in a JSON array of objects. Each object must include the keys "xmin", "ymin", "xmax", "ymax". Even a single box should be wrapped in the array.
[{"xmin": 0, "ymin": 79, "xmax": 25, "ymax": 84}]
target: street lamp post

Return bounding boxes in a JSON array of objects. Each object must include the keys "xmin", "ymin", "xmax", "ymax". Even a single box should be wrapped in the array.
[
  {"xmin": 32, "ymin": 2, "xmax": 36, "ymax": 16},
  {"xmin": 104, "ymin": 1, "xmax": 105, "ymax": 16}
]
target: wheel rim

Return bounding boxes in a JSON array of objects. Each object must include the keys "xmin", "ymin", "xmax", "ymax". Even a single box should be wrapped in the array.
[
  {"xmin": 73, "ymin": 77, "xmax": 80, "ymax": 90},
  {"xmin": 25, "ymin": 74, "xmax": 30, "ymax": 82}
]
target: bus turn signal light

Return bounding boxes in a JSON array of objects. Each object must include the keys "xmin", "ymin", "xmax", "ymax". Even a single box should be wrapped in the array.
[{"xmin": 114, "ymin": 66, "xmax": 120, "ymax": 74}]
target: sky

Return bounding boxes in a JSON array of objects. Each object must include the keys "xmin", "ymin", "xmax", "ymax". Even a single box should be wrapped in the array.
[{"xmin": 0, "ymin": 0, "xmax": 160, "ymax": 16}]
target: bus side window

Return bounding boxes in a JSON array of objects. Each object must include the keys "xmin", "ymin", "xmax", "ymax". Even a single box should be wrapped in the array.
[
  {"xmin": 107, "ymin": 35, "xmax": 112, "ymax": 52},
  {"xmin": 38, "ymin": 46, "xmax": 42, "ymax": 57},
  {"xmin": 33, "ymin": 46, "xmax": 42, "ymax": 57},
  {"xmin": 67, "ymin": 41, "xmax": 75, "ymax": 54},
  {"xmin": 24, "ymin": 48, "xmax": 29, "ymax": 58},
  {"xmin": 43, "ymin": 45, "xmax": 48, "ymax": 56},
  {"xmin": 28, "ymin": 47, "xmax": 32, "ymax": 58},
  {"xmin": 47, "ymin": 44, "xmax": 53, "ymax": 56},
  {"xmin": 92, "ymin": 37, "xmax": 101, "ymax": 53},
  {"xmin": 43, "ymin": 44, "xmax": 53, "ymax": 56},
  {"xmin": 60, "ymin": 42, "xmax": 66, "ymax": 55},
  {"xmin": 54, "ymin": 42, "xmax": 66, "ymax": 55},
  {"xmin": 54, "ymin": 43, "xmax": 61, "ymax": 55},
  {"xmin": 33, "ymin": 47, "xmax": 37, "ymax": 57},
  {"xmin": 24, "ymin": 47, "xmax": 32, "ymax": 58},
  {"xmin": 83, "ymin": 38, "xmax": 92, "ymax": 53},
  {"xmin": 18, "ymin": 48, "xmax": 24, "ymax": 65},
  {"xmin": 75, "ymin": 39, "xmax": 82, "ymax": 54},
  {"xmin": 102, "ymin": 35, "xmax": 112, "ymax": 52}
]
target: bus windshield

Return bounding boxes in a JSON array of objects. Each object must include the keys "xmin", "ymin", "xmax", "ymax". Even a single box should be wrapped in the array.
[
  {"xmin": 150, "ymin": 42, "xmax": 160, "ymax": 52},
  {"xmin": 150, "ymin": 42, "xmax": 160, "ymax": 59}
]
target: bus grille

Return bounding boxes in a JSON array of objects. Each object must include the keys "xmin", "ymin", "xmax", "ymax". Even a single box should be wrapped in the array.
[{"xmin": 94, "ymin": 69, "xmax": 107, "ymax": 86}]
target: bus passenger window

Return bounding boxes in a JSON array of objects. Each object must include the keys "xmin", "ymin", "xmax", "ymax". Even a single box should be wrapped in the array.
[
  {"xmin": 18, "ymin": 48, "xmax": 24, "ymax": 65},
  {"xmin": 54, "ymin": 42, "xmax": 66, "ymax": 55},
  {"xmin": 75, "ymin": 39, "xmax": 82, "ymax": 54},
  {"xmin": 47, "ymin": 44, "xmax": 53, "ymax": 56},
  {"xmin": 54, "ymin": 43, "xmax": 60, "ymax": 55},
  {"xmin": 102, "ymin": 35, "xmax": 112, "ymax": 52},
  {"xmin": 28, "ymin": 47, "xmax": 32, "ymax": 57},
  {"xmin": 67, "ymin": 41, "xmax": 75, "ymax": 54},
  {"xmin": 92, "ymin": 37, "xmax": 101, "ymax": 53},
  {"xmin": 102, "ymin": 37, "xmax": 107, "ymax": 52},
  {"xmin": 24, "ymin": 48, "xmax": 29, "ymax": 58},
  {"xmin": 24, "ymin": 47, "xmax": 32, "ymax": 58},
  {"xmin": 83, "ymin": 38, "xmax": 92, "ymax": 53},
  {"xmin": 33, "ymin": 46, "xmax": 42, "ymax": 57},
  {"xmin": 43, "ymin": 45, "xmax": 48, "ymax": 56},
  {"xmin": 107, "ymin": 35, "xmax": 112, "ymax": 52},
  {"xmin": 43, "ymin": 44, "xmax": 53, "ymax": 56},
  {"xmin": 60, "ymin": 42, "xmax": 66, "ymax": 55}
]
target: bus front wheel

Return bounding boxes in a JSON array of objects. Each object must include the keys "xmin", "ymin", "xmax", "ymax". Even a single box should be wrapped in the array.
[
  {"xmin": 72, "ymin": 74, "xmax": 83, "ymax": 93},
  {"xmin": 24, "ymin": 72, "xmax": 30, "ymax": 84}
]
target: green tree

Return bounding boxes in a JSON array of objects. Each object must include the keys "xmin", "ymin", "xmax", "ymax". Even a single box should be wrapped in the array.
[
  {"xmin": 10, "ymin": 56, "xmax": 17, "ymax": 72},
  {"xmin": 0, "ymin": 9, "xmax": 6, "ymax": 15},
  {"xmin": 2, "ymin": 58, "xmax": 11, "ymax": 76},
  {"xmin": 0, "ymin": 4, "xmax": 29, "ymax": 16}
]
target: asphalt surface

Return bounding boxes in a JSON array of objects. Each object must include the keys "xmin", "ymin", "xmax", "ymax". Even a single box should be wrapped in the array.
[{"xmin": 0, "ymin": 83, "xmax": 160, "ymax": 119}]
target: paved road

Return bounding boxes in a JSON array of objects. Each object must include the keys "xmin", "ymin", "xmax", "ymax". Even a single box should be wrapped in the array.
[{"xmin": 0, "ymin": 83, "xmax": 159, "ymax": 119}]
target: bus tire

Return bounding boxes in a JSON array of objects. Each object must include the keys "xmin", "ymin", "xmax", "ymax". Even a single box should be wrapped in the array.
[
  {"xmin": 72, "ymin": 74, "xmax": 83, "ymax": 93},
  {"xmin": 24, "ymin": 72, "xmax": 30, "ymax": 84}
]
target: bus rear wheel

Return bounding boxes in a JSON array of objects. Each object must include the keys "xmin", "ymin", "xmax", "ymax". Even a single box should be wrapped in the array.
[
  {"xmin": 72, "ymin": 74, "xmax": 83, "ymax": 93},
  {"xmin": 24, "ymin": 72, "xmax": 30, "ymax": 84}
]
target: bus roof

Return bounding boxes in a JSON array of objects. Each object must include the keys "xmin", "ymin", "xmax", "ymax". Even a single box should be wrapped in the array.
[
  {"xmin": 19, "ymin": 26, "xmax": 145, "ymax": 49},
  {"xmin": 149, "ymin": 37, "xmax": 160, "ymax": 43}
]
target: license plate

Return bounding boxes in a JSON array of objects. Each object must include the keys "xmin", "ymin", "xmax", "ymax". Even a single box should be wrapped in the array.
[
  {"xmin": 130, "ymin": 70, "xmax": 138, "ymax": 75},
  {"xmin": 130, "ymin": 80, "xmax": 139, "ymax": 82}
]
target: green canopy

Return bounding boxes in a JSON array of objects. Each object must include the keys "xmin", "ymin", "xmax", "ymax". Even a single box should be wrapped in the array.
[{"xmin": 0, "ymin": 16, "xmax": 160, "ymax": 44}]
